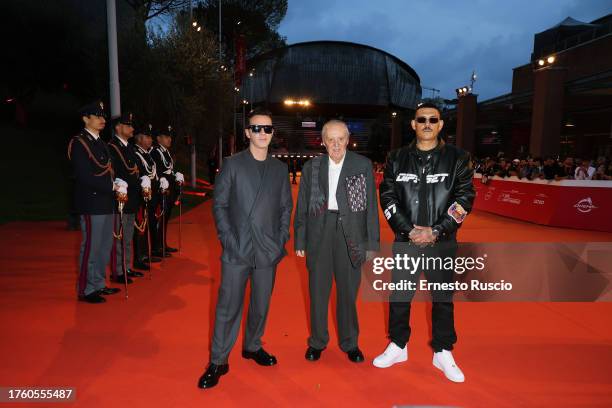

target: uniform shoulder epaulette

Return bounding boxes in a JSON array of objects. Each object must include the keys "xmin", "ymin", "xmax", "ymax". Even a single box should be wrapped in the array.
[
  {"xmin": 67, "ymin": 133, "xmax": 113, "ymax": 178},
  {"xmin": 108, "ymin": 142, "xmax": 139, "ymax": 176}
]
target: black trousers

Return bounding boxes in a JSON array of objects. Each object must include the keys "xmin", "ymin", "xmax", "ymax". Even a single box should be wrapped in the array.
[
  {"xmin": 156, "ymin": 193, "xmax": 174, "ymax": 251},
  {"xmin": 388, "ymin": 242, "xmax": 457, "ymax": 352},
  {"xmin": 133, "ymin": 198, "xmax": 159, "ymax": 261},
  {"xmin": 307, "ymin": 210, "xmax": 361, "ymax": 352}
]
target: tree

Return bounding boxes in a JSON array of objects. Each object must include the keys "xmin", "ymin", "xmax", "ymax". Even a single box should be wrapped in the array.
[{"xmin": 192, "ymin": 0, "xmax": 288, "ymax": 64}]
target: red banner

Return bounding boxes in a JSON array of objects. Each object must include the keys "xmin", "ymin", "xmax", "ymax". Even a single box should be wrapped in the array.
[
  {"xmin": 473, "ymin": 175, "xmax": 612, "ymax": 232},
  {"xmin": 234, "ymin": 35, "xmax": 246, "ymax": 87}
]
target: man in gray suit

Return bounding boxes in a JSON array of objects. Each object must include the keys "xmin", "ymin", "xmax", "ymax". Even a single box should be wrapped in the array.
[
  {"xmin": 198, "ymin": 108, "xmax": 293, "ymax": 390},
  {"xmin": 295, "ymin": 119, "xmax": 380, "ymax": 363}
]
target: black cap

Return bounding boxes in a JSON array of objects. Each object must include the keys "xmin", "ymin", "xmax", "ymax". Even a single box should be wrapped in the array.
[
  {"xmin": 116, "ymin": 112, "xmax": 135, "ymax": 126},
  {"xmin": 157, "ymin": 125, "xmax": 174, "ymax": 138},
  {"xmin": 135, "ymin": 123, "xmax": 154, "ymax": 137},
  {"xmin": 79, "ymin": 100, "xmax": 107, "ymax": 117}
]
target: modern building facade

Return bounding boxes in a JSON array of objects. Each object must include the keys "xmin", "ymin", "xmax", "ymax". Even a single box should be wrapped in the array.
[
  {"xmin": 236, "ymin": 41, "xmax": 422, "ymax": 159},
  {"xmin": 445, "ymin": 14, "xmax": 612, "ymax": 160}
]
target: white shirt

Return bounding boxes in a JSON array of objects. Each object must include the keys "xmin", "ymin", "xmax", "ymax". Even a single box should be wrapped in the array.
[
  {"xmin": 327, "ymin": 154, "xmax": 345, "ymax": 210},
  {"xmin": 85, "ymin": 128, "xmax": 99, "ymax": 140},
  {"xmin": 115, "ymin": 134, "xmax": 129, "ymax": 147}
]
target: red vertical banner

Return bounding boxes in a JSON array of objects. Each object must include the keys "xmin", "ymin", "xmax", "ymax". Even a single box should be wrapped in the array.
[{"xmin": 234, "ymin": 35, "xmax": 246, "ymax": 87}]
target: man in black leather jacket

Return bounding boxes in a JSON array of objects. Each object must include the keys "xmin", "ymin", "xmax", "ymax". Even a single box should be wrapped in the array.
[{"xmin": 373, "ymin": 103, "xmax": 475, "ymax": 383}]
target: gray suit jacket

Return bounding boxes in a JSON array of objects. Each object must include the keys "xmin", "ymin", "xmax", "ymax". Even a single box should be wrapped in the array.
[
  {"xmin": 294, "ymin": 151, "xmax": 380, "ymax": 268},
  {"xmin": 214, "ymin": 149, "xmax": 293, "ymax": 267}
]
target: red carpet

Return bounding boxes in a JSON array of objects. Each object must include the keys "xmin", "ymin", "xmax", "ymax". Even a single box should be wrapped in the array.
[{"xmin": 1, "ymin": 184, "xmax": 612, "ymax": 407}]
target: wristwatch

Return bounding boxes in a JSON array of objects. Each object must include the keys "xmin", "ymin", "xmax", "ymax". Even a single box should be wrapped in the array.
[{"xmin": 431, "ymin": 226, "xmax": 442, "ymax": 241}]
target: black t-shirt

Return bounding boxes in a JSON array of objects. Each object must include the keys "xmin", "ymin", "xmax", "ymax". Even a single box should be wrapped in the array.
[
  {"xmin": 416, "ymin": 147, "xmax": 435, "ymax": 226},
  {"xmin": 249, "ymin": 151, "xmax": 267, "ymax": 177}
]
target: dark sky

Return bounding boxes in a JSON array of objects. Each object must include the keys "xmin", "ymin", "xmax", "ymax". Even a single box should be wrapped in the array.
[{"xmin": 278, "ymin": 0, "xmax": 612, "ymax": 101}]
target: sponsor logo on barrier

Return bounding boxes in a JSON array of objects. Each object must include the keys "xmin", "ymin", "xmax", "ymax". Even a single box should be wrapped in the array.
[
  {"xmin": 497, "ymin": 193, "xmax": 521, "ymax": 205},
  {"xmin": 574, "ymin": 197, "xmax": 597, "ymax": 213}
]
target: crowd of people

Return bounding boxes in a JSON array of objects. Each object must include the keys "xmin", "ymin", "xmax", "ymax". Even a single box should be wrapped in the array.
[{"xmin": 473, "ymin": 155, "xmax": 612, "ymax": 181}]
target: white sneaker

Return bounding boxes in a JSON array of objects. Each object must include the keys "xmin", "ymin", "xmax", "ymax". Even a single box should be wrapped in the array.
[
  {"xmin": 372, "ymin": 342, "xmax": 408, "ymax": 368},
  {"xmin": 433, "ymin": 350, "xmax": 465, "ymax": 383}
]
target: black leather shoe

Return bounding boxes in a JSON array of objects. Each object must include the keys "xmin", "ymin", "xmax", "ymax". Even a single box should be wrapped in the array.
[
  {"xmin": 142, "ymin": 256, "xmax": 162, "ymax": 263},
  {"xmin": 197, "ymin": 363, "xmax": 229, "ymax": 389},
  {"xmin": 99, "ymin": 287, "xmax": 121, "ymax": 295},
  {"xmin": 127, "ymin": 269, "xmax": 144, "ymax": 278},
  {"xmin": 165, "ymin": 246, "xmax": 178, "ymax": 253},
  {"xmin": 242, "ymin": 348, "xmax": 277, "ymax": 366},
  {"xmin": 78, "ymin": 292, "xmax": 106, "ymax": 303},
  {"xmin": 305, "ymin": 346, "xmax": 324, "ymax": 361},
  {"xmin": 347, "ymin": 348, "xmax": 364, "ymax": 363},
  {"xmin": 112, "ymin": 275, "xmax": 134, "ymax": 284},
  {"xmin": 133, "ymin": 261, "xmax": 150, "ymax": 270},
  {"xmin": 152, "ymin": 250, "xmax": 172, "ymax": 258}
]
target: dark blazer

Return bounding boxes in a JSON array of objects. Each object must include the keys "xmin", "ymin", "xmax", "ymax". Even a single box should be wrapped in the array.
[
  {"xmin": 294, "ymin": 151, "xmax": 380, "ymax": 269},
  {"xmin": 213, "ymin": 149, "xmax": 293, "ymax": 267},
  {"xmin": 68, "ymin": 130, "xmax": 114, "ymax": 215},
  {"xmin": 108, "ymin": 136, "xmax": 140, "ymax": 214}
]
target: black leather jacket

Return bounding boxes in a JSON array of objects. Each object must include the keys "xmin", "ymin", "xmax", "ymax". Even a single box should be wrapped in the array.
[{"xmin": 379, "ymin": 139, "xmax": 475, "ymax": 242}]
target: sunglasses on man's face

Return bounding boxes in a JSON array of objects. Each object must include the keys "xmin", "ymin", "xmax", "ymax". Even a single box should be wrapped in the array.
[
  {"xmin": 247, "ymin": 124, "xmax": 274, "ymax": 134},
  {"xmin": 415, "ymin": 116, "xmax": 440, "ymax": 124}
]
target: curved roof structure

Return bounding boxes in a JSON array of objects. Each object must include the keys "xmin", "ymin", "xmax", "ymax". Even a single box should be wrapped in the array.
[{"xmin": 239, "ymin": 41, "xmax": 421, "ymax": 109}]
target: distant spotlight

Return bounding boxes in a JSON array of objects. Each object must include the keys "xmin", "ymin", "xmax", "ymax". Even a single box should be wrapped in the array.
[
  {"xmin": 538, "ymin": 59, "xmax": 545, "ymax": 66},
  {"xmin": 391, "ymin": 111, "xmax": 397, "ymax": 117},
  {"xmin": 249, "ymin": 72, "xmax": 253, "ymax": 77},
  {"xmin": 547, "ymin": 56, "xmax": 555, "ymax": 64},
  {"xmin": 242, "ymin": 99, "xmax": 248, "ymax": 104},
  {"xmin": 192, "ymin": 21, "xmax": 197, "ymax": 27},
  {"xmin": 234, "ymin": 87, "xmax": 240, "ymax": 92},
  {"xmin": 196, "ymin": 26, "xmax": 201, "ymax": 32},
  {"xmin": 284, "ymin": 99, "xmax": 294, "ymax": 106},
  {"xmin": 352, "ymin": 143, "xmax": 357, "ymax": 148},
  {"xmin": 236, "ymin": 20, "xmax": 242, "ymax": 25}
]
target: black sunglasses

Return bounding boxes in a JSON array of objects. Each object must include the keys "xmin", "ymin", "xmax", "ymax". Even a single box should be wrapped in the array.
[
  {"xmin": 247, "ymin": 124, "xmax": 274, "ymax": 134},
  {"xmin": 416, "ymin": 116, "xmax": 440, "ymax": 124}
]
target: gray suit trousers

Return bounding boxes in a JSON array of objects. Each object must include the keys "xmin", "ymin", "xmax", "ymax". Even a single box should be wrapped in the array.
[
  {"xmin": 111, "ymin": 212, "xmax": 135, "ymax": 278},
  {"xmin": 78, "ymin": 214, "xmax": 114, "ymax": 297},
  {"xmin": 211, "ymin": 262, "xmax": 276, "ymax": 364},
  {"xmin": 307, "ymin": 210, "xmax": 361, "ymax": 352}
]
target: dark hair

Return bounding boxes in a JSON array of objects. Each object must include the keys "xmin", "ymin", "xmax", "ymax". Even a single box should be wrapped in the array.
[
  {"xmin": 247, "ymin": 107, "xmax": 273, "ymax": 122},
  {"xmin": 415, "ymin": 102, "xmax": 442, "ymax": 117}
]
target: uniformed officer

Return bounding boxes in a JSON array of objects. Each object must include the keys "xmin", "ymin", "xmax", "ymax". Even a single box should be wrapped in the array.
[
  {"xmin": 151, "ymin": 125, "xmax": 184, "ymax": 256},
  {"xmin": 132, "ymin": 125, "xmax": 162, "ymax": 268},
  {"xmin": 108, "ymin": 112, "xmax": 145, "ymax": 283},
  {"xmin": 68, "ymin": 101, "xmax": 126, "ymax": 303}
]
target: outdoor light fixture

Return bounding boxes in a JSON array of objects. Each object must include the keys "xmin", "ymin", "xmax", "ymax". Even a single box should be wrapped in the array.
[
  {"xmin": 456, "ymin": 86, "xmax": 472, "ymax": 97},
  {"xmin": 284, "ymin": 99, "xmax": 311, "ymax": 107},
  {"xmin": 392, "ymin": 111, "xmax": 397, "ymax": 117},
  {"xmin": 242, "ymin": 99, "xmax": 248, "ymax": 104},
  {"xmin": 196, "ymin": 26, "xmax": 201, "ymax": 32},
  {"xmin": 352, "ymin": 142, "xmax": 357, "ymax": 148},
  {"xmin": 535, "ymin": 55, "xmax": 556, "ymax": 70},
  {"xmin": 234, "ymin": 87, "xmax": 240, "ymax": 92},
  {"xmin": 192, "ymin": 21, "xmax": 197, "ymax": 27}
]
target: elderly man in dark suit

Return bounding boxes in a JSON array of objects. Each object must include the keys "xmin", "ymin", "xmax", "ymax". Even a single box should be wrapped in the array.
[
  {"xmin": 294, "ymin": 119, "xmax": 380, "ymax": 363},
  {"xmin": 198, "ymin": 108, "xmax": 293, "ymax": 390}
]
